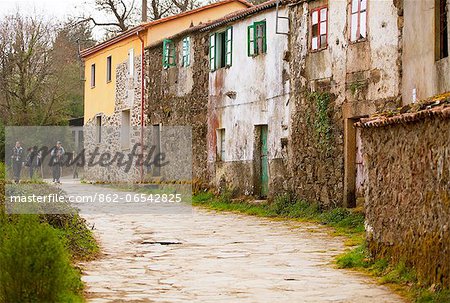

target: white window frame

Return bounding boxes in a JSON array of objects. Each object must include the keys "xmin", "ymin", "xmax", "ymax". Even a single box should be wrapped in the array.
[
  {"xmin": 121, "ymin": 110, "xmax": 131, "ymax": 149},
  {"xmin": 350, "ymin": 0, "xmax": 368, "ymax": 42},
  {"xmin": 128, "ymin": 48, "xmax": 134, "ymax": 78},
  {"xmin": 91, "ymin": 64, "xmax": 96, "ymax": 88},
  {"xmin": 182, "ymin": 37, "xmax": 191, "ymax": 67}
]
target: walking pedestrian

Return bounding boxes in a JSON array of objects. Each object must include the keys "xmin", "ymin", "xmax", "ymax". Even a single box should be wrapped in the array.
[
  {"xmin": 11, "ymin": 141, "xmax": 24, "ymax": 183},
  {"xmin": 50, "ymin": 141, "xmax": 65, "ymax": 183},
  {"xmin": 26, "ymin": 146, "xmax": 41, "ymax": 179}
]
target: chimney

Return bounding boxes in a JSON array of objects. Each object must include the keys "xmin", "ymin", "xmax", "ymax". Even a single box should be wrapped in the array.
[{"xmin": 142, "ymin": 0, "xmax": 148, "ymax": 22}]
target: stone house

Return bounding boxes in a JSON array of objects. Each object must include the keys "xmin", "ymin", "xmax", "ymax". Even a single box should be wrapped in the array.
[
  {"xmin": 352, "ymin": 0, "xmax": 450, "ymax": 287},
  {"xmin": 145, "ymin": 1, "xmax": 290, "ymax": 197},
  {"xmin": 402, "ymin": 0, "xmax": 449, "ymax": 102},
  {"xmin": 205, "ymin": 1, "xmax": 291, "ymax": 198},
  {"xmin": 145, "ymin": 27, "xmax": 211, "ymax": 186},
  {"xmin": 285, "ymin": 0, "xmax": 403, "ymax": 207},
  {"xmin": 79, "ymin": 0, "xmax": 252, "ymax": 182}
]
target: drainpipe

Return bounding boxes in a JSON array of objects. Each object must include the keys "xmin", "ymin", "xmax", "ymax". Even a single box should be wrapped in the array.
[{"xmin": 137, "ymin": 31, "xmax": 145, "ymax": 183}]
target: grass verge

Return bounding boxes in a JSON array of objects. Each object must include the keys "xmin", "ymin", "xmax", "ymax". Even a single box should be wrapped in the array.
[
  {"xmin": 336, "ymin": 243, "xmax": 450, "ymax": 303},
  {"xmin": 192, "ymin": 191, "xmax": 364, "ymax": 240}
]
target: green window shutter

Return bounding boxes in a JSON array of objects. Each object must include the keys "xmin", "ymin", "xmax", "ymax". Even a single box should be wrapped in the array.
[
  {"xmin": 163, "ymin": 39, "xmax": 176, "ymax": 68},
  {"xmin": 247, "ymin": 24, "xmax": 255, "ymax": 56},
  {"xmin": 209, "ymin": 34, "xmax": 216, "ymax": 71},
  {"xmin": 162, "ymin": 39, "xmax": 169, "ymax": 68},
  {"xmin": 254, "ymin": 20, "xmax": 267, "ymax": 55},
  {"xmin": 262, "ymin": 21, "xmax": 267, "ymax": 53},
  {"xmin": 225, "ymin": 27, "xmax": 233, "ymax": 66}
]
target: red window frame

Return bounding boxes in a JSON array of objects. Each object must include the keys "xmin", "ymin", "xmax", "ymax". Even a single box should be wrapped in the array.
[
  {"xmin": 310, "ymin": 6, "xmax": 328, "ymax": 51},
  {"xmin": 350, "ymin": 0, "xmax": 368, "ymax": 42}
]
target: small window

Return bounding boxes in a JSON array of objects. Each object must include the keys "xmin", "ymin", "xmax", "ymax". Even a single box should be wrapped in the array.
[
  {"xmin": 350, "ymin": 0, "xmax": 367, "ymax": 42},
  {"xmin": 106, "ymin": 56, "xmax": 112, "ymax": 82},
  {"xmin": 121, "ymin": 110, "xmax": 130, "ymax": 149},
  {"xmin": 248, "ymin": 20, "xmax": 267, "ymax": 57},
  {"xmin": 91, "ymin": 64, "xmax": 96, "ymax": 88},
  {"xmin": 182, "ymin": 37, "xmax": 191, "ymax": 67},
  {"xmin": 311, "ymin": 7, "xmax": 328, "ymax": 50},
  {"xmin": 128, "ymin": 48, "xmax": 134, "ymax": 77},
  {"xmin": 436, "ymin": 0, "xmax": 449, "ymax": 60},
  {"xmin": 209, "ymin": 27, "xmax": 232, "ymax": 71},
  {"xmin": 217, "ymin": 129, "xmax": 225, "ymax": 161},
  {"xmin": 96, "ymin": 116, "xmax": 102, "ymax": 143},
  {"xmin": 163, "ymin": 39, "xmax": 176, "ymax": 69}
]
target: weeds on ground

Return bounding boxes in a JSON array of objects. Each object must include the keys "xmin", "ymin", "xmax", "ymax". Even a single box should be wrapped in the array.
[
  {"xmin": 336, "ymin": 243, "xmax": 450, "ymax": 303},
  {"xmin": 192, "ymin": 191, "xmax": 365, "ymax": 237}
]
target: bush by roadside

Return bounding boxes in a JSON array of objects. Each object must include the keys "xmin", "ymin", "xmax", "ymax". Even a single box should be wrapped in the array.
[
  {"xmin": 0, "ymin": 163, "xmax": 98, "ymax": 302},
  {"xmin": 0, "ymin": 216, "xmax": 83, "ymax": 303}
]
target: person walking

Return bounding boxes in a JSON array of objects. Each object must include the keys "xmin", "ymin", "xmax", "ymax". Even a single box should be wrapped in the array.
[
  {"xmin": 26, "ymin": 146, "xmax": 41, "ymax": 179},
  {"xmin": 50, "ymin": 141, "xmax": 65, "ymax": 183},
  {"xmin": 11, "ymin": 141, "xmax": 24, "ymax": 183}
]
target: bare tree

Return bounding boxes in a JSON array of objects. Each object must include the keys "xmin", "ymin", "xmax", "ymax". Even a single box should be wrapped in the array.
[
  {"xmin": 78, "ymin": 0, "xmax": 202, "ymax": 36},
  {"xmin": 0, "ymin": 13, "xmax": 88, "ymax": 126},
  {"xmin": 86, "ymin": 0, "xmax": 137, "ymax": 33}
]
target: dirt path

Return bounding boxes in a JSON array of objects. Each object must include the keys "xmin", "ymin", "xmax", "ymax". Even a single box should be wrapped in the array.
[{"xmin": 62, "ymin": 182, "xmax": 404, "ymax": 303}]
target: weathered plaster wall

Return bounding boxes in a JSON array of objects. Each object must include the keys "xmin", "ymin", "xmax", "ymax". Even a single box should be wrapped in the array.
[
  {"xmin": 207, "ymin": 8, "xmax": 291, "ymax": 197},
  {"xmin": 360, "ymin": 118, "xmax": 450, "ymax": 287},
  {"xmin": 402, "ymin": 0, "xmax": 450, "ymax": 103},
  {"xmin": 146, "ymin": 32, "xmax": 210, "ymax": 185},
  {"xmin": 84, "ymin": 54, "xmax": 144, "ymax": 182},
  {"xmin": 287, "ymin": 0, "xmax": 402, "ymax": 206}
]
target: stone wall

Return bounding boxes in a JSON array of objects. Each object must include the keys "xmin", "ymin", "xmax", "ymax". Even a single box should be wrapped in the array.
[
  {"xmin": 206, "ymin": 8, "xmax": 291, "ymax": 199},
  {"xmin": 286, "ymin": 0, "xmax": 402, "ymax": 207},
  {"xmin": 84, "ymin": 54, "xmax": 144, "ymax": 183},
  {"xmin": 145, "ymin": 32, "xmax": 210, "ymax": 186},
  {"xmin": 360, "ymin": 117, "xmax": 450, "ymax": 287}
]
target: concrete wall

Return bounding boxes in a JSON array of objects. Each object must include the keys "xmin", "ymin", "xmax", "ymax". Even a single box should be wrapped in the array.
[
  {"xmin": 359, "ymin": 117, "xmax": 450, "ymax": 287},
  {"xmin": 287, "ymin": 0, "xmax": 402, "ymax": 207},
  {"xmin": 207, "ymin": 8, "xmax": 291, "ymax": 197},
  {"xmin": 402, "ymin": 0, "xmax": 450, "ymax": 103}
]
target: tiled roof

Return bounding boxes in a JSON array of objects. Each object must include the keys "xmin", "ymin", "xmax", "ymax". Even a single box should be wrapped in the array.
[
  {"xmin": 145, "ymin": 0, "xmax": 283, "ymax": 49},
  {"xmin": 80, "ymin": 0, "xmax": 253, "ymax": 58},
  {"xmin": 356, "ymin": 92, "xmax": 450, "ymax": 128},
  {"xmin": 200, "ymin": 0, "xmax": 279, "ymax": 31}
]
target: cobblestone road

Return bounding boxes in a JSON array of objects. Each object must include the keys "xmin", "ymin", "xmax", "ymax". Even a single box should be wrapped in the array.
[{"xmin": 62, "ymin": 182, "xmax": 404, "ymax": 303}]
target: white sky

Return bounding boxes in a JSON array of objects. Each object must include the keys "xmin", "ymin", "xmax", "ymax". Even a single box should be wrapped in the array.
[
  {"xmin": 0, "ymin": 0, "xmax": 105, "ymax": 38},
  {"xmin": 0, "ymin": 0, "xmax": 82, "ymax": 19}
]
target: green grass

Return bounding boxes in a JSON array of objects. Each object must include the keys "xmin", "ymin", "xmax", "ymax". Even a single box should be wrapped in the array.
[
  {"xmin": 336, "ymin": 244, "xmax": 450, "ymax": 303},
  {"xmin": 192, "ymin": 191, "xmax": 365, "ymax": 238}
]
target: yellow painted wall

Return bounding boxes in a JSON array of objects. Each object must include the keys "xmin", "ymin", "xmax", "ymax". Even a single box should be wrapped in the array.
[
  {"xmin": 147, "ymin": 2, "xmax": 247, "ymax": 44},
  {"xmin": 84, "ymin": 1, "xmax": 248, "ymax": 123},
  {"xmin": 84, "ymin": 35, "xmax": 147, "ymax": 122}
]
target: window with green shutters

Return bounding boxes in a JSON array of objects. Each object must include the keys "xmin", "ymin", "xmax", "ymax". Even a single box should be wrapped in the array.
[
  {"xmin": 209, "ymin": 27, "xmax": 233, "ymax": 71},
  {"xmin": 162, "ymin": 39, "xmax": 176, "ymax": 69},
  {"xmin": 182, "ymin": 37, "xmax": 190, "ymax": 67},
  {"xmin": 248, "ymin": 20, "xmax": 267, "ymax": 56}
]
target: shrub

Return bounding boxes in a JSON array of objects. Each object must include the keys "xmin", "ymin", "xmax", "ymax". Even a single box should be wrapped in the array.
[{"xmin": 0, "ymin": 216, "xmax": 83, "ymax": 303}]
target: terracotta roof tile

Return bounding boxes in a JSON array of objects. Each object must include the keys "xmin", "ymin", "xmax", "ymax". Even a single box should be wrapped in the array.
[{"xmin": 356, "ymin": 92, "xmax": 450, "ymax": 128}]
